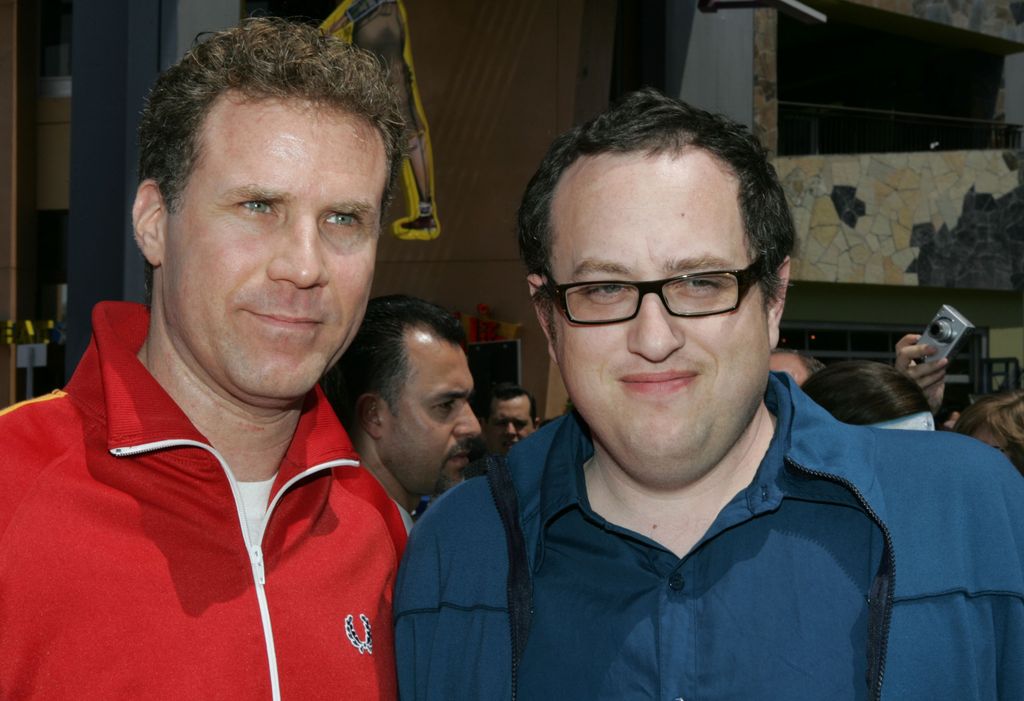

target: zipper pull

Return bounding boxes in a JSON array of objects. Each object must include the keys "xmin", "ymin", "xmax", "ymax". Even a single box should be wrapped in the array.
[{"xmin": 251, "ymin": 546, "xmax": 266, "ymax": 585}]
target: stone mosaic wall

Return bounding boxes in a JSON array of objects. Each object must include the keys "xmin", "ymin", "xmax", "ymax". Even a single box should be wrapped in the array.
[
  {"xmin": 849, "ymin": 1, "xmax": 1024, "ymax": 43},
  {"xmin": 777, "ymin": 149, "xmax": 1024, "ymax": 289}
]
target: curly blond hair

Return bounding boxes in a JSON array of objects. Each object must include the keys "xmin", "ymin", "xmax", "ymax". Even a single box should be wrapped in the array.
[{"xmin": 955, "ymin": 389, "xmax": 1024, "ymax": 476}]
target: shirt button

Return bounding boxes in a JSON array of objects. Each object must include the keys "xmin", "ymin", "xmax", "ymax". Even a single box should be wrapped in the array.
[{"xmin": 668, "ymin": 572, "xmax": 685, "ymax": 591}]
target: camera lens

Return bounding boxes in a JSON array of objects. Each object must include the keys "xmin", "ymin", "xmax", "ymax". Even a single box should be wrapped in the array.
[{"xmin": 929, "ymin": 318, "xmax": 953, "ymax": 342}]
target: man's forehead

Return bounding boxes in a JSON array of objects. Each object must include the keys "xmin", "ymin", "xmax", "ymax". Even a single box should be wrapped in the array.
[
  {"xmin": 491, "ymin": 395, "xmax": 531, "ymax": 417},
  {"xmin": 403, "ymin": 329, "xmax": 471, "ymax": 383},
  {"xmin": 546, "ymin": 149, "xmax": 749, "ymax": 277},
  {"xmin": 552, "ymin": 147, "xmax": 735, "ymax": 198},
  {"xmin": 194, "ymin": 93, "xmax": 387, "ymax": 174}
]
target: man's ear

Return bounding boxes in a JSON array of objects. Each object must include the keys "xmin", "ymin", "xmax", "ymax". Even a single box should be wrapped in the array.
[
  {"xmin": 132, "ymin": 179, "xmax": 168, "ymax": 267},
  {"xmin": 767, "ymin": 257, "xmax": 791, "ymax": 349},
  {"xmin": 527, "ymin": 274, "xmax": 558, "ymax": 366},
  {"xmin": 356, "ymin": 393, "xmax": 386, "ymax": 440}
]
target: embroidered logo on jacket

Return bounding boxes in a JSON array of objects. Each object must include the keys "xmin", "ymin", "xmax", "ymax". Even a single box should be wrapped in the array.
[{"xmin": 345, "ymin": 613, "xmax": 373, "ymax": 655}]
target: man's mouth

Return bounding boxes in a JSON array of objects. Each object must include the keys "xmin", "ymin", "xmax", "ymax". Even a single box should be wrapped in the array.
[
  {"xmin": 619, "ymin": 370, "xmax": 697, "ymax": 395},
  {"xmin": 248, "ymin": 310, "xmax": 321, "ymax": 331},
  {"xmin": 446, "ymin": 449, "xmax": 470, "ymax": 467}
]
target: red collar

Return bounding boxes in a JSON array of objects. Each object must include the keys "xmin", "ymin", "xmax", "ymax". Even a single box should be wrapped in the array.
[{"xmin": 67, "ymin": 301, "xmax": 360, "ymax": 475}]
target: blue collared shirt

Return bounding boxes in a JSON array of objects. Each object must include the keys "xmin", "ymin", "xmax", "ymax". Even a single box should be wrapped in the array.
[{"xmin": 517, "ymin": 384, "xmax": 884, "ymax": 700}]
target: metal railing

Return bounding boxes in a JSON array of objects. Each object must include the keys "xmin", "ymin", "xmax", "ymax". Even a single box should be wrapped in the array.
[{"xmin": 778, "ymin": 101, "xmax": 1023, "ymax": 156}]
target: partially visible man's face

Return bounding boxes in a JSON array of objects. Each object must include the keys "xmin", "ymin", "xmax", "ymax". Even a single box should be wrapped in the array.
[
  {"xmin": 484, "ymin": 395, "xmax": 537, "ymax": 454},
  {"xmin": 530, "ymin": 149, "xmax": 787, "ymax": 490},
  {"xmin": 135, "ymin": 94, "xmax": 388, "ymax": 409},
  {"xmin": 769, "ymin": 352, "xmax": 812, "ymax": 386},
  {"xmin": 376, "ymin": 328, "xmax": 481, "ymax": 503}
]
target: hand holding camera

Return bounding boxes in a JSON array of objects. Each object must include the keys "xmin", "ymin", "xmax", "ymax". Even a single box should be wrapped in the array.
[
  {"xmin": 895, "ymin": 305, "xmax": 974, "ymax": 414},
  {"xmin": 914, "ymin": 305, "xmax": 974, "ymax": 363}
]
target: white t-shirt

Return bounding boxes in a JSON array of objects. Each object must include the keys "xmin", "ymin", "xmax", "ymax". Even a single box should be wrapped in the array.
[
  {"xmin": 237, "ymin": 476, "xmax": 276, "ymax": 544},
  {"xmin": 393, "ymin": 499, "xmax": 415, "ymax": 534}
]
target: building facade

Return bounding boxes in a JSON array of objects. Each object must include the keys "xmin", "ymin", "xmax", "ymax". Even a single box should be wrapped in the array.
[{"xmin": 2, "ymin": 0, "xmax": 1022, "ymax": 414}]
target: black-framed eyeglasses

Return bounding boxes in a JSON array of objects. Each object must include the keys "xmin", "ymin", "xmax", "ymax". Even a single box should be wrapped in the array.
[{"xmin": 549, "ymin": 260, "xmax": 761, "ymax": 325}]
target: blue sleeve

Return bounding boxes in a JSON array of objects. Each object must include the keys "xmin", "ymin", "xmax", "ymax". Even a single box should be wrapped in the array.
[{"xmin": 393, "ymin": 479, "xmax": 514, "ymax": 701}]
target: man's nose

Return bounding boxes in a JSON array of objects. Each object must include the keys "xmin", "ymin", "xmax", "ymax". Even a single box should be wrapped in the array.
[
  {"xmin": 267, "ymin": 214, "xmax": 329, "ymax": 288},
  {"xmin": 457, "ymin": 403, "xmax": 481, "ymax": 437}
]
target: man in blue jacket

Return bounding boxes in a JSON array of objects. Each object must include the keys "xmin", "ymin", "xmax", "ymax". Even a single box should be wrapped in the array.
[{"xmin": 394, "ymin": 89, "xmax": 1024, "ymax": 700}]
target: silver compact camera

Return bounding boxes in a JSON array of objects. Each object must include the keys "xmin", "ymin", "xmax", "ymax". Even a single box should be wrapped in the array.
[{"xmin": 915, "ymin": 304, "xmax": 974, "ymax": 363}]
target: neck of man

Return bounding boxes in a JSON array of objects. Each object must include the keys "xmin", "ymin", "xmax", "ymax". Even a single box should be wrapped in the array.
[
  {"xmin": 137, "ymin": 336, "xmax": 299, "ymax": 483},
  {"xmin": 584, "ymin": 402, "xmax": 777, "ymax": 559},
  {"xmin": 351, "ymin": 433, "xmax": 420, "ymax": 514}
]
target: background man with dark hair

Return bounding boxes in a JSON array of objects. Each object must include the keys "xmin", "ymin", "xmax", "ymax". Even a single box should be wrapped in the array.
[
  {"xmin": 0, "ymin": 18, "xmax": 407, "ymax": 698},
  {"xmin": 394, "ymin": 89, "xmax": 1024, "ymax": 700},
  {"xmin": 482, "ymin": 382, "xmax": 539, "ymax": 455},
  {"xmin": 323, "ymin": 294, "xmax": 481, "ymax": 532}
]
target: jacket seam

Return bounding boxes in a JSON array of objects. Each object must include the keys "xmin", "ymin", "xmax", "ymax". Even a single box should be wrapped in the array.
[
  {"xmin": 0, "ymin": 390, "xmax": 66, "ymax": 418},
  {"xmin": 893, "ymin": 588, "xmax": 1024, "ymax": 604},
  {"xmin": 394, "ymin": 603, "xmax": 508, "ymax": 622}
]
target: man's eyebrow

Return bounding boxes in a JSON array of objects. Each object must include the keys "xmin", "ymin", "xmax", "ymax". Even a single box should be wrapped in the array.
[
  {"xmin": 224, "ymin": 185, "xmax": 288, "ymax": 202},
  {"xmin": 571, "ymin": 255, "xmax": 742, "ymax": 279},
  {"xmin": 431, "ymin": 388, "xmax": 473, "ymax": 403},
  {"xmin": 661, "ymin": 255, "xmax": 742, "ymax": 275},
  {"xmin": 327, "ymin": 199, "xmax": 378, "ymax": 217},
  {"xmin": 222, "ymin": 186, "xmax": 378, "ymax": 217},
  {"xmin": 571, "ymin": 260, "xmax": 632, "ymax": 278}
]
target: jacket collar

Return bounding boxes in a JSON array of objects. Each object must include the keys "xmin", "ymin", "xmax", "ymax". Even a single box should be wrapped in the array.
[
  {"xmin": 773, "ymin": 371, "xmax": 889, "ymax": 522},
  {"xmin": 516, "ymin": 372, "xmax": 888, "ymax": 566},
  {"xmin": 67, "ymin": 301, "xmax": 359, "ymax": 476}
]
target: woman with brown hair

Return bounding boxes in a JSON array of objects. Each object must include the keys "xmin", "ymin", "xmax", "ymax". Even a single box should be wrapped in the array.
[{"xmin": 801, "ymin": 360, "xmax": 934, "ymax": 430}]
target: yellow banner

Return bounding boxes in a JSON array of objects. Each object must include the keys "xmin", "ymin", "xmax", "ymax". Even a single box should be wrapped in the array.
[
  {"xmin": 322, "ymin": 0, "xmax": 442, "ymax": 240},
  {"xmin": 2, "ymin": 320, "xmax": 59, "ymax": 345}
]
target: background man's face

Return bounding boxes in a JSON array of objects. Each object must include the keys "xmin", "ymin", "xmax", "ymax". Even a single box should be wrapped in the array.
[
  {"xmin": 140, "ymin": 95, "xmax": 387, "ymax": 408},
  {"xmin": 769, "ymin": 353, "xmax": 812, "ymax": 385},
  {"xmin": 376, "ymin": 328, "xmax": 481, "ymax": 500},
  {"xmin": 484, "ymin": 395, "xmax": 536, "ymax": 454},
  {"xmin": 532, "ymin": 149, "xmax": 786, "ymax": 489}
]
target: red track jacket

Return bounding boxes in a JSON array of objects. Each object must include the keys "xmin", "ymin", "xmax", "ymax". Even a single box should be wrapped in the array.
[{"xmin": 0, "ymin": 302, "xmax": 407, "ymax": 699}]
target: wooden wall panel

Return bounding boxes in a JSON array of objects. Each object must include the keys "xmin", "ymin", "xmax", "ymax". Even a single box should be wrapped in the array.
[{"xmin": 370, "ymin": 0, "xmax": 617, "ymax": 418}]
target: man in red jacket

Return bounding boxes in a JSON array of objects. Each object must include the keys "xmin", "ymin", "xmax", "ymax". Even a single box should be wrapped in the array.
[{"xmin": 0, "ymin": 18, "xmax": 407, "ymax": 699}]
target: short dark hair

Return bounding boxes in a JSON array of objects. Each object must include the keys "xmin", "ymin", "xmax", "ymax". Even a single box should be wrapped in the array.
[
  {"xmin": 801, "ymin": 360, "xmax": 930, "ymax": 425},
  {"xmin": 518, "ymin": 88, "xmax": 794, "ymax": 312},
  {"xmin": 137, "ymin": 17, "xmax": 405, "ymax": 299},
  {"xmin": 488, "ymin": 382, "xmax": 537, "ymax": 421},
  {"xmin": 322, "ymin": 295, "xmax": 465, "ymax": 429}
]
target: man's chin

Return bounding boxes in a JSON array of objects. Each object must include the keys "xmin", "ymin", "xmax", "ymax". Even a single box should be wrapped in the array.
[{"xmin": 441, "ymin": 455, "xmax": 470, "ymax": 484}]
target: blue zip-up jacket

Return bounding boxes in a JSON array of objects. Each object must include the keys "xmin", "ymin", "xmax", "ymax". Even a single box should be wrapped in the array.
[{"xmin": 395, "ymin": 374, "xmax": 1024, "ymax": 700}]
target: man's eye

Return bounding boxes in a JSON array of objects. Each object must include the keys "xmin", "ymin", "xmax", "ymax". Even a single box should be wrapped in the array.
[
  {"xmin": 672, "ymin": 275, "xmax": 733, "ymax": 297},
  {"xmin": 686, "ymin": 277, "xmax": 723, "ymax": 290},
  {"xmin": 435, "ymin": 398, "xmax": 465, "ymax": 418},
  {"xmin": 580, "ymin": 284, "xmax": 631, "ymax": 302},
  {"xmin": 242, "ymin": 201, "xmax": 272, "ymax": 214},
  {"xmin": 326, "ymin": 212, "xmax": 356, "ymax": 226}
]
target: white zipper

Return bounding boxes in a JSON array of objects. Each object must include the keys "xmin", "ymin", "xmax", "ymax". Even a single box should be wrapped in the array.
[{"xmin": 111, "ymin": 440, "xmax": 360, "ymax": 700}]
